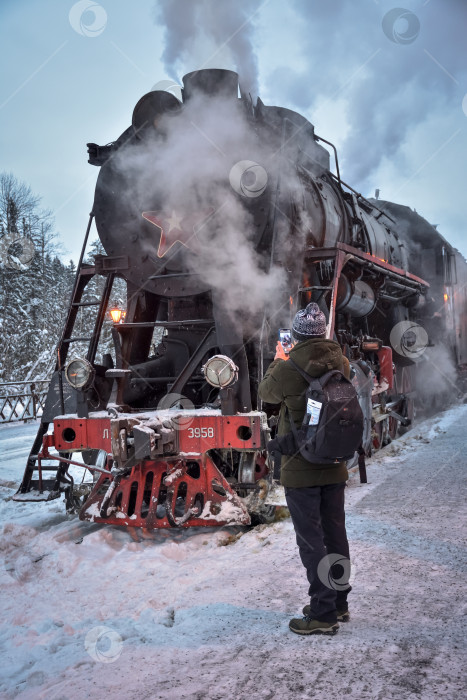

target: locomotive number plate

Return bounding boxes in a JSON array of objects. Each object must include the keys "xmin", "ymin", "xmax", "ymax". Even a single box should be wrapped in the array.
[
  {"xmin": 177, "ymin": 414, "xmax": 262, "ymax": 452},
  {"xmin": 188, "ymin": 427, "xmax": 215, "ymax": 439}
]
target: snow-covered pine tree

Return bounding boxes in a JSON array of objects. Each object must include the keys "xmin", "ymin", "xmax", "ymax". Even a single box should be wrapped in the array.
[
  {"xmin": 0, "ymin": 173, "xmax": 130, "ymax": 383},
  {"xmin": 0, "ymin": 172, "xmax": 73, "ymax": 382}
]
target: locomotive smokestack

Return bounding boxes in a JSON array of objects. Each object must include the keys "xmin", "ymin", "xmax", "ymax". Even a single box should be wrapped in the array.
[{"xmin": 182, "ymin": 69, "xmax": 239, "ymax": 102}]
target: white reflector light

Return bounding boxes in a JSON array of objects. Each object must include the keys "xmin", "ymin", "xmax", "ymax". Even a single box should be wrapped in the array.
[{"xmin": 202, "ymin": 355, "xmax": 239, "ymax": 388}]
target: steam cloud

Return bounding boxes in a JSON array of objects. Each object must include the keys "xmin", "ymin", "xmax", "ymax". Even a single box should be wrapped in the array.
[
  {"xmin": 416, "ymin": 344, "xmax": 458, "ymax": 407},
  {"xmin": 152, "ymin": 1, "xmax": 467, "ymax": 256},
  {"xmin": 270, "ymin": 0, "xmax": 466, "ymax": 187},
  {"xmin": 154, "ymin": 0, "xmax": 260, "ymax": 96},
  {"xmin": 116, "ymin": 92, "xmax": 295, "ymax": 326}
]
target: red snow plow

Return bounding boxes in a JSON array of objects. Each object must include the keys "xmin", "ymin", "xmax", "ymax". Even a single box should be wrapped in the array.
[{"xmin": 19, "ymin": 409, "xmax": 273, "ymax": 528}]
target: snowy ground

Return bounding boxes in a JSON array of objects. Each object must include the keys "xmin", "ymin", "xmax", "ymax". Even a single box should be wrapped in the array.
[{"xmin": 0, "ymin": 407, "xmax": 466, "ymax": 700}]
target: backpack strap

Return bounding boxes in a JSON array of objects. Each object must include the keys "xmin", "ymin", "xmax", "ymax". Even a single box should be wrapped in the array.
[
  {"xmin": 288, "ymin": 357, "xmax": 312, "ymax": 382},
  {"xmin": 288, "ymin": 358, "xmax": 321, "ymax": 392},
  {"xmin": 286, "ymin": 358, "xmax": 319, "ymax": 438}
]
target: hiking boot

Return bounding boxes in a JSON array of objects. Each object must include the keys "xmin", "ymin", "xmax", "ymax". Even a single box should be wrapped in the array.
[
  {"xmin": 289, "ymin": 616, "xmax": 339, "ymax": 636},
  {"xmin": 302, "ymin": 605, "xmax": 350, "ymax": 622}
]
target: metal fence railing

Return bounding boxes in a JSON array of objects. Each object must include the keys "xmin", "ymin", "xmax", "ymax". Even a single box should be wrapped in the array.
[{"xmin": 0, "ymin": 380, "xmax": 50, "ymax": 423}]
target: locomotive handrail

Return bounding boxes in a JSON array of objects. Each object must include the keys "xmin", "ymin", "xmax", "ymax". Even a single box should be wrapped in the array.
[
  {"xmin": 337, "ymin": 242, "xmax": 430, "ymax": 288},
  {"xmin": 305, "ymin": 244, "xmax": 429, "ymax": 289},
  {"xmin": 38, "ymin": 452, "xmax": 111, "ymax": 476},
  {"xmin": 114, "ymin": 319, "xmax": 213, "ymax": 328},
  {"xmin": 351, "ymin": 262, "xmax": 425, "ymax": 289},
  {"xmin": 327, "ymin": 172, "xmax": 397, "ymax": 224},
  {"xmin": 114, "ymin": 322, "xmax": 214, "ymax": 338},
  {"xmin": 314, "ymin": 133, "xmax": 341, "ymax": 185}
]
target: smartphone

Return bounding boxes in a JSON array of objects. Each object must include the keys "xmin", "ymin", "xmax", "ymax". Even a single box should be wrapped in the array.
[{"xmin": 279, "ymin": 328, "xmax": 293, "ymax": 354}]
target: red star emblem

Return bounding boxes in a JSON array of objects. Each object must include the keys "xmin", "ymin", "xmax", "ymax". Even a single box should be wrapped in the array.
[{"xmin": 142, "ymin": 209, "xmax": 214, "ymax": 258}]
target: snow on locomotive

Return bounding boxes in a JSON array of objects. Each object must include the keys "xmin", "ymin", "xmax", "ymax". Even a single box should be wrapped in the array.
[{"xmin": 15, "ymin": 69, "xmax": 467, "ymax": 528}]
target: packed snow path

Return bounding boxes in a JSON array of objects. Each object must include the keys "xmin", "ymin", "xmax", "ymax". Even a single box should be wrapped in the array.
[{"xmin": 1, "ymin": 406, "xmax": 466, "ymax": 700}]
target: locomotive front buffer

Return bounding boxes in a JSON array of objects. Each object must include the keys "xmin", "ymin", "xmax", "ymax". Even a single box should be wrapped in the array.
[{"xmin": 28, "ymin": 409, "xmax": 271, "ymax": 528}]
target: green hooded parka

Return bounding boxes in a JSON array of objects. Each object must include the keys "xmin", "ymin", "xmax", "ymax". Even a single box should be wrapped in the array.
[{"xmin": 258, "ymin": 338, "xmax": 350, "ymax": 488}]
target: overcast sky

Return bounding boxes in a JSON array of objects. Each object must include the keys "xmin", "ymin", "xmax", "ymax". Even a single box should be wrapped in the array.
[{"xmin": 1, "ymin": 0, "xmax": 466, "ymax": 261}]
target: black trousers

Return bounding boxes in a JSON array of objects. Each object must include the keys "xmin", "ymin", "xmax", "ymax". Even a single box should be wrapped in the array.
[{"xmin": 285, "ymin": 483, "xmax": 351, "ymax": 623}]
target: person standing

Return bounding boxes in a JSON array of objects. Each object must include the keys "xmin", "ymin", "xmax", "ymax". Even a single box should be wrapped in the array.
[{"xmin": 258, "ymin": 303, "xmax": 352, "ymax": 635}]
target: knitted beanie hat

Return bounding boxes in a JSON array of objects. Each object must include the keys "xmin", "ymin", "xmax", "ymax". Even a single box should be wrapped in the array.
[{"xmin": 292, "ymin": 302, "xmax": 327, "ymax": 341}]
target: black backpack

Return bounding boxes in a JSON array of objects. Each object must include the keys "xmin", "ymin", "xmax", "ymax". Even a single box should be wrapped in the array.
[{"xmin": 284, "ymin": 358, "xmax": 364, "ymax": 464}]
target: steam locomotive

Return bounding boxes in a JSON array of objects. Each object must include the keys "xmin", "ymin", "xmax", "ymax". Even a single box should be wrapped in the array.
[{"xmin": 14, "ymin": 69, "xmax": 467, "ymax": 528}]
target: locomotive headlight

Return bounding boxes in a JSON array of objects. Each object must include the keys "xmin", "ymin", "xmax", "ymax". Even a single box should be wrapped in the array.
[
  {"xmin": 202, "ymin": 355, "xmax": 239, "ymax": 388},
  {"xmin": 65, "ymin": 358, "xmax": 95, "ymax": 390}
]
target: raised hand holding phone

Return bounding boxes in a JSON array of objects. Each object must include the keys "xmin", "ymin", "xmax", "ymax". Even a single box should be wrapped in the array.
[
  {"xmin": 276, "ymin": 328, "xmax": 293, "ymax": 360},
  {"xmin": 279, "ymin": 328, "xmax": 293, "ymax": 354},
  {"xmin": 275, "ymin": 341, "xmax": 289, "ymax": 360}
]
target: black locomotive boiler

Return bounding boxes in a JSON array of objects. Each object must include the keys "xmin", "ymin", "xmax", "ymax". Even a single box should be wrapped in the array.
[{"xmin": 14, "ymin": 69, "xmax": 467, "ymax": 528}]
